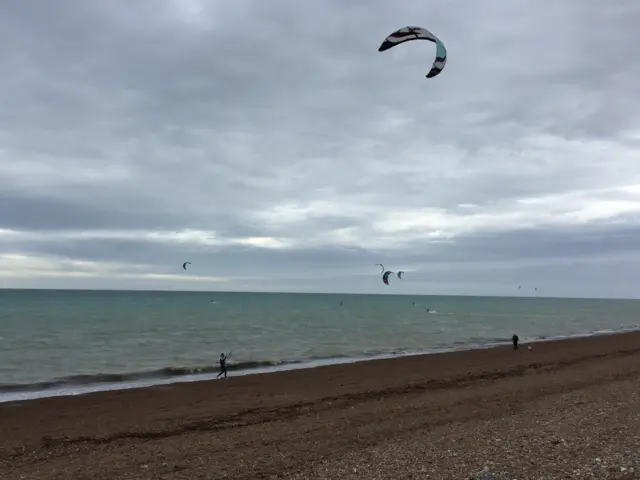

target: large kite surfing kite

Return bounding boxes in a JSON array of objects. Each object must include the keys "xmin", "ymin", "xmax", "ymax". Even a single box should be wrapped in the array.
[{"xmin": 378, "ymin": 26, "xmax": 447, "ymax": 79}]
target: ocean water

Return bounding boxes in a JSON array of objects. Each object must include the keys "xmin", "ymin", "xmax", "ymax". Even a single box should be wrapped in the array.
[{"xmin": 1, "ymin": 289, "xmax": 639, "ymax": 403}]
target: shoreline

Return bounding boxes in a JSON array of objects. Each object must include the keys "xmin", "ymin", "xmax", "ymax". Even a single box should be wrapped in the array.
[
  {"xmin": 2, "ymin": 330, "xmax": 640, "ymax": 479},
  {"xmin": 2, "ymin": 325, "xmax": 638, "ymax": 404}
]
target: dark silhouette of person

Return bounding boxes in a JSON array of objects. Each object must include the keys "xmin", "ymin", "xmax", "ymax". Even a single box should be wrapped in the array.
[
  {"xmin": 512, "ymin": 334, "xmax": 519, "ymax": 350},
  {"xmin": 217, "ymin": 353, "xmax": 228, "ymax": 379}
]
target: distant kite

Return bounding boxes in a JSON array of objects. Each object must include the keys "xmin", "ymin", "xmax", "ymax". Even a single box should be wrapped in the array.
[
  {"xmin": 182, "ymin": 262, "xmax": 191, "ymax": 271},
  {"xmin": 382, "ymin": 270, "xmax": 394, "ymax": 286}
]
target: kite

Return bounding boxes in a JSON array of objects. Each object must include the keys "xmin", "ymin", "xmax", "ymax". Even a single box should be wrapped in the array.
[
  {"xmin": 397, "ymin": 271, "xmax": 404, "ymax": 279},
  {"xmin": 182, "ymin": 262, "xmax": 191, "ymax": 271},
  {"xmin": 382, "ymin": 270, "xmax": 394, "ymax": 286},
  {"xmin": 378, "ymin": 26, "xmax": 447, "ymax": 79},
  {"xmin": 375, "ymin": 263, "xmax": 385, "ymax": 274}
]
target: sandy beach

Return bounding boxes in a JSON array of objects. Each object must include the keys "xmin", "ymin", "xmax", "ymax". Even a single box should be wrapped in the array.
[{"xmin": 1, "ymin": 331, "xmax": 640, "ymax": 479}]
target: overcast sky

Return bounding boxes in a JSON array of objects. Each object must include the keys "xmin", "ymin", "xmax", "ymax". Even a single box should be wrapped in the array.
[{"xmin": 1, "ymin": 0, "xmax": 640, "ymax": 297}]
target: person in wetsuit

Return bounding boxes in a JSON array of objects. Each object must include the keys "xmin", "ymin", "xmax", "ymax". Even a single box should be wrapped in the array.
[
  {"xmin": 512, "ymin": 334, "xmax": 519, "ymax": 350},
  {"xmin": 217, "ymin": 353, "xmax": 228, "ymax": 378}
]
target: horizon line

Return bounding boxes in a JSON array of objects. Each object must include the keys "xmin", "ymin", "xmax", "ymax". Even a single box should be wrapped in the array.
[{"xmin": 0, "ymin": 286, "xmax": 637, "ymax": 301}]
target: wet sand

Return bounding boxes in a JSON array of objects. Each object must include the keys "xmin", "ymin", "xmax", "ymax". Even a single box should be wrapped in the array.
[{"xmin": 1, "ymin": 331, "xmax": 640, "ymax": 479}]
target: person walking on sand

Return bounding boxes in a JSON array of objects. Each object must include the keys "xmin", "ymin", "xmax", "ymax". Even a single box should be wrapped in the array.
[
  {"xmin": 217, "ymin": 352, "xmax": 230, "ymax": 379},
  {"xmin": 512, "ymin": 334, "xmax": 519, "ymax": 350}
]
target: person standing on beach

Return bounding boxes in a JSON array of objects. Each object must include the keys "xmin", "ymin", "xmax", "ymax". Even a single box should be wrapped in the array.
[
  {"xmin": 512, "ymin": 334, "xmax": 519, "ymax": 350},
  {"xmin": 217, "ymin": 353, "xmax": 229, "ymax": 379}
]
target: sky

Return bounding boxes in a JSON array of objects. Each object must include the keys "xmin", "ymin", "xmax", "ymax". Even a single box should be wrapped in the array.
[{"xmin": 1, "ymin": 0, "xmax": 640, "ymax": 297}]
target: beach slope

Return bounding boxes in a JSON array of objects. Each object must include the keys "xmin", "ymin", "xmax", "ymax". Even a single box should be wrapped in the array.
[{"xmin": 1, "ymin": 331, "xmax": 640, "ymax": 479}]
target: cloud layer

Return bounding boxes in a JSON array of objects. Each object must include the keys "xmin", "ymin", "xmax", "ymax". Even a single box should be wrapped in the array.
[{"xmin": 2, "ymin": 0, "xmax": 640, "ymax": 296}]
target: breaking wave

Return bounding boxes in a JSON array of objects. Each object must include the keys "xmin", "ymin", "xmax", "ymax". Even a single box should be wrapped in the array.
[{"xmin": 2, "ymin": 325, "xmax": 638, "ymax": 395}]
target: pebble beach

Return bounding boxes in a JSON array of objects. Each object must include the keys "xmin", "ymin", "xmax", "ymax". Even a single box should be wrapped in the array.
[{"xmin": 1, "ymin": 331, "xmax": 640, "ymax": 479}]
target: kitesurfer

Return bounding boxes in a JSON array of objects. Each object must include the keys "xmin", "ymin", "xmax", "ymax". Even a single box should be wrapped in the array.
[
  {"xmin": 217, "ymin": 353, "xmax": 228, "ymax": 379},
  {"xmin": 512, "ymin": 334, "xmax": 519, "ymax": 350}
]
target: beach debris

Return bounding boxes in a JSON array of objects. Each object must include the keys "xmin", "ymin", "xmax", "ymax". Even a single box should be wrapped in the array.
[
  {"xmin": 378, "ymin": 26, "xmax": 447, "ymax": 79},
  {"xmin": 470, "ymin": 465, "xmax": 517, "ymax": 479},
  {"xmin": 182, "ymin": 262, "xmax": 191, "ymax": 271}
]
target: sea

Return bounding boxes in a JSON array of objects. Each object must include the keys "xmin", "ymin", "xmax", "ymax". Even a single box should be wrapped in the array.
[{"xmin": 1, "ymin": 289, "xmax": 639, "ymax": 404}]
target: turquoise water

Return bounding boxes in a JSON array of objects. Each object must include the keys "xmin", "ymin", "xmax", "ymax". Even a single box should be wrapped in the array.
[{"xmin": 1, "ymin": 289, "xmax": 639, "ymax": 402}]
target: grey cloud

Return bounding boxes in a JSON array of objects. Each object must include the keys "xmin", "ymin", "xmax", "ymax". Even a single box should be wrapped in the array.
[
  {"xmin": 2, "ymin": 0, "xmax": 640, "ymax": 295},
  {"xmin": 0, "ymin": 189, "xmax": 171, "ymax": 231},
  {"xmin": 6, "ymin": 222, "xmax": 640, "ymax": 277}
]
